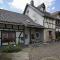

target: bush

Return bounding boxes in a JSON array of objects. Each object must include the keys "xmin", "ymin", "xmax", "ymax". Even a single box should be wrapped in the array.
[
  {"xmin": 0, "ymin": 44, "xmax": 22, "ymax": 53},
  {"xmin": 56, "ymin": 37, "xmax": 60, "ymax": 42}
]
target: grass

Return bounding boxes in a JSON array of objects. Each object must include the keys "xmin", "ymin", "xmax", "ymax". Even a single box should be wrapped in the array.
[{"xmin": 0, "ymin": 44, "xmax": 22, "ymax": 53}]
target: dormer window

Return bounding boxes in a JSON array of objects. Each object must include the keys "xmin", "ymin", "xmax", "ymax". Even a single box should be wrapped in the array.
[{"xmin": 26, "ymin": 19, "xmax": 30, "ymax": 23}]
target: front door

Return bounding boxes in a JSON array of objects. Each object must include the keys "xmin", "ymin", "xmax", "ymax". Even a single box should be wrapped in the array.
[{"xmin": 49, "ymin": 31, "xmax": 52, "ymax": 41}]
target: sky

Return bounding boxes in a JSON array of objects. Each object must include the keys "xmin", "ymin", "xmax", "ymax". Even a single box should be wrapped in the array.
[{"xmin": 0, "ymin": 0, "xmax": 59, "ymax": 13}]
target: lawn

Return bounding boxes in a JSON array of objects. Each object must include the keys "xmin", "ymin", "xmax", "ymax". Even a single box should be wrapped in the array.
[{"xmin": 0, "ymin": 44, "xmax": 22, "ymax": 53}]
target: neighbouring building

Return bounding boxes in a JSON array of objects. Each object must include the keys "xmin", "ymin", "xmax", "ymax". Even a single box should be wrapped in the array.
[
  {"xmin": 52, "ymin": 11, "xmax": 60, "ymax": 40},
  {"xmin": 0, "ymin": 0, "xmax": 59, "ymax": 46}
]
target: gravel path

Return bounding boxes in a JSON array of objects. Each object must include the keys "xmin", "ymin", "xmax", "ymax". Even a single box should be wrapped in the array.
[
  {"xmin": 0, "ymin": 42, "xmax": 60, "ymax": 60},
  {"xmin": 29, "ymin": 42, "xmax": 60, "ymax": 60}
]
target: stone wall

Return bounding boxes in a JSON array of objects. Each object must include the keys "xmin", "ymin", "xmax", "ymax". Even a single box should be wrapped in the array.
[{"xmin": 43, "ymin": 29, "xmax": 56, "ymax": 42}]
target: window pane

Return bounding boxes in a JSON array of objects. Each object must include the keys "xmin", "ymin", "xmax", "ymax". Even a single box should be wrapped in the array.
[
  {"xmin": 13, "ymin": 25, "xmax": 18, "ymax": 30},
  {"xmin": 59, "ymin": 29, "xmax": 60, "ymax": 32},
  {"xmin": 36, "ymin": 32, "xmax": 40, "ymax": 39},
  {"xmin": 6, "ymin": 24, "xmax": 12, "ymax": 29},
  {"xmin": 49, "ymin": 24, "xmax": 52, "ymax": 28},
  {"xmin": 56, "ymin": 29, "xmax": 59, "ymax": 31},
  {"xmin": 44, "ymin": 23, "xmax": 48, "ymax": 28},
  {"xmin": 19, "ymin": 25, "xmax": 24, "ymax": 30},
  {"xmin": 49, "ymin": 20, "xmax": 52, "ymax": 23},
  {"xmin": 53, "ymin": 25, "xmax": 55, "ymax": 29},
  {"xmin": 53, "ymin": 21, "xmax": 55, "ymax": 24},
  {"xmin": 2, "ymin": 31, "xmax": 15, "ymax": 43},
  {"xmin": 0, "ymin": 23, "xmax": 5, "ymax": 28},
  {"xmin": 31, "ymin": 34, "xmax": 35, "ymax": 39},
  {"xmin": 44, "ymin": 19, "xmax": 47, "ymax": 22},
  {"xmin": 47, "ymin": 19, "xmax": 49, "ymax": 23}
]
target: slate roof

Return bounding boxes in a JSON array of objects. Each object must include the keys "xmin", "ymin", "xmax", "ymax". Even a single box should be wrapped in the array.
[
  {"xmin": 51, "ymin": 11, "xmax": 60, "ymax": 20},
  {"xmin": 52, "ymin": 11, "xmax": 60, "ymax": 15},
  {"xmin": 0, "ymin": 9, "xmax": 44, "ymax": 28}
]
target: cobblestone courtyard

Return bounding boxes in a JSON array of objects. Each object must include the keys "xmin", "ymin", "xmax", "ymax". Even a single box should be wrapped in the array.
[{"xmin": 0, "ymin": 42, "xmax": 60, "ymax": 60}]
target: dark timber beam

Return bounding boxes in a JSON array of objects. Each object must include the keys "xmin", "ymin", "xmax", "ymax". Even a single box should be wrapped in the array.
[{"xmin": 23, "ymin": 26, "xmax": 25, "ymax": 45}]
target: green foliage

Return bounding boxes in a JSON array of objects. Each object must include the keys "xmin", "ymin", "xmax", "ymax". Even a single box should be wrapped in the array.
[
  {"xmin": 0, "ymin": 44, "xmax": 22, "ymax": 53},
  {"xmin": 58, "ymin": 37, "xmax": 60, "ymax": 40},
  {"xmin": 57, "ymin": 37, "xmax": 60, "ymax": 41}
]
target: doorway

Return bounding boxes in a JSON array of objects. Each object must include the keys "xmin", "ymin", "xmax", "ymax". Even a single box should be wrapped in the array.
[{"xmin": 49, "ymin": 31, "xmax": 52, "ymax": 41}]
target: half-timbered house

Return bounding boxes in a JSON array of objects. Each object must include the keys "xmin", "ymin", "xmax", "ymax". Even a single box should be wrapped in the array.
[{"xmin": 0, "ymin": 0, "xmax": 58, "ymax": 46}]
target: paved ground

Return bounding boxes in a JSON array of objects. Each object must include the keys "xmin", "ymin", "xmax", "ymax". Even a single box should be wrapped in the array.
[
  {"xmin": 29, "ymin": 42, "xmax": 60, "ymax": 60},
  {"xmin": 0, "ymin": 42, "xmax": 60, "ymax": 60}
]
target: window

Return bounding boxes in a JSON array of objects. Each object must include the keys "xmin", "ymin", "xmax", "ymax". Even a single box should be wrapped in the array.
[
  {"xmin": 53, "ymin": 25, "xmax": 55, "ymax": 29},
  {"xmin": 0, "ymin": 23, "xmax": 5, "ymax": 28},
  {"xmin": 6, "ymin": 24, "xmax": 12, "ymax": 29},
  {"xmin": 2, "ymin": 31, "xmax": 16, "ymax": 43},
  {"xmin": 59, "ymin": 29, "xmax": 60, "ymax": 32},
  {"xmin": 26, "ymin": 20, "xmax": 30, "ymax": 23},
  {"xmin": 44, "ymin": 22, "xmax": 48, "ymax": 28},
  {"xmin": 31, "ymin": 34, "xmax": 35, "ymax": 39},
  {"xmin": 47, "ymin": 19, "xmax": 49, "ymax": 23},
  {"xmin": 56, "ymin": 29, "xmax": 59, "ymax": 31},
  {"xmin": 49, "ymin": 31, "xmax": 52, "ymax": 39},
  {"xmin": 36, "ymin": 32, "xmax": 40, "ymax": 39},
  {"xmin": 25, "ymin": 34, "xmax": 28, "ymax": 39},
  {"xmin": 19, "ymin": 25, "xmax": 23, "ymax": 30},
  {"xmin": 13, "ymin": 25, "xmax": 18, "ymax": 30},
  {"xmin": 44, "ymin": 18, "xmax": 47, "ymax": 23},
  {"xmin": 49, "ymin": 24, "xmax": 52, "ymax": 28},
  {"xmin": 49, "ymin": 31, "xmax": 52, "ymax": 35},
  {"xmin": 49, "ymin": 20, "xmax": 52, "ymax": 24},
  {"xmin": 53, "ymin": 21, "xmax": 55, "ymax": 24}
]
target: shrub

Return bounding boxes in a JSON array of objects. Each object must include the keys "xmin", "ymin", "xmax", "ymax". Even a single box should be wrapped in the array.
[{"xmin": 0, "ymin": 44, "xmax": 22, "ymax": 53}]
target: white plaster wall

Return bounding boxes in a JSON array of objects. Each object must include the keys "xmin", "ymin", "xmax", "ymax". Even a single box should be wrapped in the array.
[
  {"xmin": 16, "ymin": 32, "xmax": 20, "ymax": 44},
  {"xmin": 16, "ymin": 32, "xmax": 24, "ymax": 44},
  {"xmin": 25, "ymin": 28, "xmax": 30, "ymax": 45},
  {"xmin": 44, "ymin": 18, "xmax": 55, "ymax": 29},
  {"xmin": 43, "ymin": 29, "xmax": 49, "ymax": 42},
  {"xmin": 25, "ymin": 7, "xmax": 44, "ymax": 26},
  {"xmin": 43, "ymin": 29, "xmax": 56, "ymax": 42}
]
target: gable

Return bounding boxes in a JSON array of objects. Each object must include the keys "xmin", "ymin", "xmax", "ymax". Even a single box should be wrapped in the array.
[
  {"xmin": 37, "ymin": 3, "xmax": 46, "ymax": 12},
  {"xmin": 24, "ymin": 4, "xmax": 44, "ymax": 26}
]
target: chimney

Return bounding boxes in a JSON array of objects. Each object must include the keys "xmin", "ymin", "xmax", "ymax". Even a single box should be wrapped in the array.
[{"xmin": 30, "ymin": 0, "xmax": 34, "ymax": 6}]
